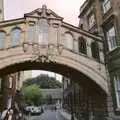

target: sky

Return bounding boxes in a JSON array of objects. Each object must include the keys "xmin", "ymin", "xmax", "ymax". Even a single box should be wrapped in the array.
[
  {"xmin": 4, "ymin": 0, "xmax": 85, "ymax": 26},
  {"xmin": 4, "ymin": 0, "xmax": 85, "ymax": 79}
]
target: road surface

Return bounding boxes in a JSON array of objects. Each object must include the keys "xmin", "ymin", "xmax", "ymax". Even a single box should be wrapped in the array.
[{"xmin": 30, "ymin": 110, "xmax": 58, "ymax": 120}]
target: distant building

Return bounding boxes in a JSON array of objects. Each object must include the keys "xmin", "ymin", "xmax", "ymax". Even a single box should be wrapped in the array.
[
  {"xmin": 41, "ymin": 88, "xmax": 62, "ymax": 104},
  {"xmin": 41, "ymin": 88, "xmax": 62, "ymax": 100}
]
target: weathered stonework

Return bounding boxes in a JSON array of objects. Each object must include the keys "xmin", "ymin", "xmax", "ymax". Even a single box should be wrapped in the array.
[{"xmin": 0, "ymin": 4, "xmax": 110, "ymax": 118}]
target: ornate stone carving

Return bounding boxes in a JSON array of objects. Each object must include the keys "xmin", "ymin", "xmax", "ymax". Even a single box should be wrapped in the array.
[
  {"xmin": 23, "ymin": 43, "xmax": 29, "ymax": 52},
  {"xmin": 30, "ymin": 43, "xmax": 63, "ymax": 63}
]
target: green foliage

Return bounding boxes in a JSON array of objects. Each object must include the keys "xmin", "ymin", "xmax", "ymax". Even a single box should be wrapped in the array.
[
  {"xmin": 22, "ymin": 84, "xmax": 43, "ymax": 105},
  {"xmin": 23, "ymin": 74, "xmax": 62, "ymax": 89}
]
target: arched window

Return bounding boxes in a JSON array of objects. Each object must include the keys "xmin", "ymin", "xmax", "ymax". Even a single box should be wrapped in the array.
[
  {"xmin": 27, "ymin": 25, "xmax": 35, "ymax": 41},
  {"xmin": 38, "ymin": 19, "xmax": 49, "ymax": 44},
  {"xmin": 78, "ymin": 37, "xmax": 87, "ymax": 54},
  {"xmin": 11, "ymin": 28, "xmax": 21, "ymax": 46},
  {"xmin": 91, "ymin": 42, "xmax": 100, "ymax": 60},
  {"xmin": 65, "ymin": 33, "xmax": 73, "ymax": 50},
  {"xmin": 0, "ymin": 31, "xmax": 5, "ymax": 49}
]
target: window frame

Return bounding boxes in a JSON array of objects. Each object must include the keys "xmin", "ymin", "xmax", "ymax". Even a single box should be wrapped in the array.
[
  {"xmin": 114, "ymin": 75, "xmax": 120, "ymax": 109},
  {"xmin": 64, "ymin": 33, "xmax": 74, "ymax": 50},
  {"xmin": 88, "ymin": 13, "xmax": 95, "ymax": 29},
  {"xmin": 102, "ymin": 0, "xmax": 111, "ymax": 13},
  {"xmin": 38, "ymin": 19, "xmax": 49, "ymax": 44},
  {"xmin": 106, "ymin": 26, "xmax": 117, "ymax": 51},
  {"xmin": 0, "ymin": 31, "xmax": 5, "ymax": 49},
  {"xmin": 11, "ymin": 28, "xmax": 21, "ymax": 47},
  {"xmin": 78, "ymin": 37, "xmax": 87, "ymax": 55},
  {"xmin": 27, "ymin": 24, "xmax": 35, "ymax": 42},
  {"xmin": 91, "ymin": 42, "xmax": 100, "ymax": 60}
]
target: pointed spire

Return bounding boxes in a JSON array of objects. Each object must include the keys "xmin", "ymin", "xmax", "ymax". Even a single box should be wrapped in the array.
[{"xmin": 41, "ymin": 4, "xmax": 47, "ymax": 18}]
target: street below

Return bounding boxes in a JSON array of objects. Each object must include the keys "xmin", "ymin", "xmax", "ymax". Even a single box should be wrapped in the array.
[{"xmin": 29, "ymin": 110, "xmax": 58, "ymax": 120}]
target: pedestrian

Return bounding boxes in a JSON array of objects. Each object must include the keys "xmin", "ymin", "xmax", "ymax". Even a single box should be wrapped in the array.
[
  {"xmin": 7, "ymin": 109, "xmax": 13, "ymax": 120},
  {"xmin": 1, "ymin": 108, "xmax": 8, "ymax": 120},
  {"xmin": 0, "ymin": 111, "xmax": 1, "ymax": 120}
]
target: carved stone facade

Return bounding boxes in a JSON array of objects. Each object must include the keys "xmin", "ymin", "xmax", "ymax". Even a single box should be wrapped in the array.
[
  {"xmin": 0, "ymin": 5, "xmax": 107, "ymax": 93},
  {"xmin": 0, "ymin": 4, "xmax": 109, "ymax": 119}
]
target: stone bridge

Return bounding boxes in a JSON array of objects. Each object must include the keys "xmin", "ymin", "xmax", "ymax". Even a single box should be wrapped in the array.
[{"xmin": 0, "ymin": 5, "xmax": 108, "ymax": 94}]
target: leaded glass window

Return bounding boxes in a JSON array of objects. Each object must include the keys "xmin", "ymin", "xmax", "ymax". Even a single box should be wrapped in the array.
[
  {"xmin": 102, "ymin": 0, "xmax": 111, "ymax": 13},
  {"xmin": 11, "ymin": 28, "xmax": 21, "ymax": 46},
  {"xmin": 65, "ymin": 33, "xmax": 74, "ymax": 50},
  {"xmin": 38, "ymin": 19, "xmax": 49, "ymax": 44},
  {"xmin": 0, "ymin": 31, "xmax": 5, "ymax": 49},
  {"xmin": 91, "ymin": 42, "xmax": 100, "ymax": 60},
  {"xmin": 114, "ymin": 75, "xmax": 120, "ymax": 108},
  {"xmin": 106, "ymin": 26, "xmax": 116, "ymax": 51},
  {"xmin": 27, "ymin": 25, "xmax": 35, "ymax": 41},
  {"xmin": 78, "ymin": 37, "xmax": 87, "ymax": 54}
]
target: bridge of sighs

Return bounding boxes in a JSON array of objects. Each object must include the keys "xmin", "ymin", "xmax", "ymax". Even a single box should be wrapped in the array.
[{"xmin": 0, "ymin": 5, "xmax": 109, "ymax": 119}]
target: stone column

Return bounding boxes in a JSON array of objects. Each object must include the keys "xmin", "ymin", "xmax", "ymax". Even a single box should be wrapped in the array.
[
  {"xmin": 106, "ymin": 69, "xmax": 114, "ymax": 119},
  {"xmin": 99, "ymin": 42, "xmax": 104, "ymax": 63},
  {"xmin": 87, "ymin": 39, "xmax": 92, "ymax": 58}
]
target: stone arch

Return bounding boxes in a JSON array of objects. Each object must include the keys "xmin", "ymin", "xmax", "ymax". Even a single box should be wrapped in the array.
[
  {"xmin": 91, "ymin": 41, "xmax": 100, "ymax": 60},
  {"xmin": 0, "ymin": 48, "xmax": 108, "ymax": 95},
  {"xmin": 0, "ymin": 60, "xmax": 107, "ymax": 94},
  {"xmin": 78, "ymin": 36, "xmax": 87, "ymax": 55}
]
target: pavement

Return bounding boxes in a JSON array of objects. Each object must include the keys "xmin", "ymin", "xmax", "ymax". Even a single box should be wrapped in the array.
[
  {"xmin": 25, "ymin": 110, "xmax": 57, "ymax": 120},
  {"xmin": 57, "ymin": 109, "xmax": 71, "ymax": 120},
  {"xmin": 57, "ymin": 109, "xmax": 77, "ymax": 120},
  {"xmin": 24, "ymin": 109, "xmax": 75, "ymax": 120}
]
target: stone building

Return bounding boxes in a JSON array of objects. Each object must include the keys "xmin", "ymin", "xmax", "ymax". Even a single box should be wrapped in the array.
[
  {"xmin": 0, "ymin": 0, "xmax": 111, "ymax": 119},
  {"xmin": 62, "ymin": 77, "xmax": 108, "ymax": 120},
  {"xmin": 79, "ymin": 0, "xmax": 120, "ymax": 119}
]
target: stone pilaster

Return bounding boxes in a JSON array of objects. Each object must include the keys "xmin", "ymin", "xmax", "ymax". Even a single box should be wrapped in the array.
[
  {"xmin": 106, "ymin": 69, "xmax": 114, "ymax": 119},
  {"xmin": 0, "ymin": 0, "xmax": 4, "ymax": 21}
]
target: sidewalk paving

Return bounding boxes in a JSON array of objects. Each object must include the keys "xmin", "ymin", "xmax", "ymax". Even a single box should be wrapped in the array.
[{"xmin": 57, "ymin": 109, "xmax": 77, "ymax": 120}]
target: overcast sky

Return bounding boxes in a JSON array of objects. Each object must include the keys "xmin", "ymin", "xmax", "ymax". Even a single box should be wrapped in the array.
[
  {"xmin": 4, "ymin": 0, "xmax": 85, "ymax": 78},
  {"xmin": 4, "ymin": 0, "xmax": 85, "ymax": 26}
]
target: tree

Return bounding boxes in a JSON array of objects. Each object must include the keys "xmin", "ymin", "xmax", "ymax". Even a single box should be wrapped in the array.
[
  {"xmin": 23, "ymin": 74, "xmax": 62, "ymax": 89},
  {"xmin": 22, "ymin": 84, "xmax": 43, "ymax": 105}
]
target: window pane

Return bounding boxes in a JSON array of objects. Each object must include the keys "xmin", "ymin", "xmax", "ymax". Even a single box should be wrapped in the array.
[
  {"xmin": 91, "ymin": 42, "xmax": 100, "ymax": 60},
  {"xmin": 79, "ymin": 37, "xmax": 87, "ymax": 54},
  {"xmin": 103, "ymin": 0, "xmax": 111, "ymax": 13},
  {"xmin": 11, "ymin": 28, "xmax": 21, "ymax": 46},
  {"xmin": 88, "ymin": 14, "xmax": 95, "ymax": 28},
  {"xmin": 107, "ymin": 26, "xmax": 116, "ymax": 51},
  {"xmin": 114, "ymin": 75, "xmax": 120, "ymax": 108},
  {"xmin": 27, "ymin": 25, "xmax": 34, "ymax": 41},
  {"xmin": 118, "ymin": 91, "xmax": 120, "ymax": 105},
  {"xmin": 0, "ymin": 32, "xmax": 5, "ymax": 49},
  {"xmin": 65, "ymin": 33, "xmax": 73, "ymax": 50},
  {"xmin": 38, "ymin": 19, "xmax": 49, "ymax": 44}
]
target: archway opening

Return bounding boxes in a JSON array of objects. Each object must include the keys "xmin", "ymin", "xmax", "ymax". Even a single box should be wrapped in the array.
[{"xmin": 0, "ymin": 61, "xmax": 108, "ymax": 120}]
